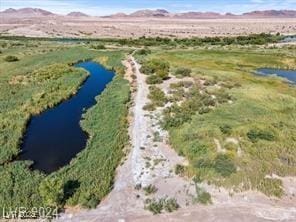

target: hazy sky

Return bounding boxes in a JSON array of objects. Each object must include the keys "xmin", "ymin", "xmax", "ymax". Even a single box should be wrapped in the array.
[{"xmin": 1, "ymin": 0, "xmax": 296, "ymax": 15}]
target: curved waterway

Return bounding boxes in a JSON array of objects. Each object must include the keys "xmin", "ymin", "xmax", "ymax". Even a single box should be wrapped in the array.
[
  {"xmin": 257, "ymin": 68, "xmax": 296, "ymax": 84},
  {"xmin": 19, "ymin": 61, "xmax": 115, "ymax": 174}
]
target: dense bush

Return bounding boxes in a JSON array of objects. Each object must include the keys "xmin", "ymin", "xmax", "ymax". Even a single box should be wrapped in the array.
[
  {"xmin": 175, "ymin": 164, "xmax": 185, "ymax": 175},
  {"xmin": 136, "ymin": 48, "xmax": 151, "ymax": 55},
  {"xmin": 4, "ymin": 55, "xmax": 19, "ymax": 62},
  {"xmin": 174, "ymin": 67, "xmax": 192, "ymax": 78},
  {"xmin": 113, "ymin": 33, "xmax": 282, "ymax": 47},
  {"xmin": 145, "ymin": 199, "xmax": 163, "ymax": 214},
  {"xmin": 163, "ymin": 198, "xmax": 179, "ymax": 212},
  {"xmin": 140, "ymin": 59, "xmax": 170, "ymax": 80},
  {"xmin": 0, "ymin": 162, "xmax": 44, "ymax": 215},
  {"xmin": 148, "ymin": 86, "xmax": 167, "ymax": 108},
  {"xmin": 163, "ymin": 87, "xmax": 218, "ymax": 129},
  {"xmin": 91, "ymin": 44, "xmax": 106, "ymax": 50},
  {"xmin": 39, "ymin": 177, "xmax": 64, "ymax": 207},
  {"xmin": 213, "ymin": 154, "xmax": 236, "ymax": 177},
  {"xmin": 143, "ymin": 184, "xmax": 158, "ymax": 195},
  {"xmin": 146, "ymin": 75, "xmax": 163, "ymax": 84},
  {"xmin": 220, "ymin": 124, "xmax": 232, "ymax": 135},
  {"xmin": 143, "ymin": 103, "xmax": 155, "ymax": 111},
  {"xmin": 247, "ymin": 129, "xmax": 275, "ymax": 143},
  {"xmin": 163, "ymin": 103, "xmax": 193, "ymax": 129}
]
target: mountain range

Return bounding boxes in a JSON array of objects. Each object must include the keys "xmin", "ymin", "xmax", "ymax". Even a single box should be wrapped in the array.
[
  {"xmin": 108, "ymin": 9, "xmax": 296, "ymax": 19},
  {"xmin": 1, "ymin": 8, "xmax": 296, "ymax": 19}
]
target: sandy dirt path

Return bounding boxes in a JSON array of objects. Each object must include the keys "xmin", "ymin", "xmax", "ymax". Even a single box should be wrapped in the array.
[{"xmin": 56, "ymin": 56, "xmax": 296, "ymax": 222}]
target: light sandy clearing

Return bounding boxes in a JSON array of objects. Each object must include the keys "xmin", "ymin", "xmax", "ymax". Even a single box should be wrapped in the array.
[{"xmin": 1, "ymin": 17, "xmax": 296, "ymax": 38}]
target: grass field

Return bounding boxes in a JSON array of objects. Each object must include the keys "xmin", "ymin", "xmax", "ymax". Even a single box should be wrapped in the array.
[
  {"xmin": 141, "ymin": 46, "xmax": 296, "ymax": 197},
  {"xmin": 0, "ymin": 39, "xmax": 130, "ymax": 214}
]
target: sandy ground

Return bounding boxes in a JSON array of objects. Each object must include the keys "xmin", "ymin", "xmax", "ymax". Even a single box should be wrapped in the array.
[
  {"xmin": 54, "ymin": 56, "xmax": 296, "ymax": 222},
  {"xmin": 0, "ymin": 16, "xmax": 296, "ymax": 38}
]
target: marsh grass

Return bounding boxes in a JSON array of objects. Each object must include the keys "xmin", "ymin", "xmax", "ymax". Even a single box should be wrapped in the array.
[
  {"xmin": 145, "ymin": 47, "xmax": 296, "ymax": 197},
  {"xmin": 0, "ymin": 40, "xmax": 129, "ymax": 213}
]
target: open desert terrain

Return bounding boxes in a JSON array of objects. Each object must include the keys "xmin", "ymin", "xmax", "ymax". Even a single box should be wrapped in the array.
[{"xmin": 0, "ymin": 15, "xmax": 296, "ymax": 38}]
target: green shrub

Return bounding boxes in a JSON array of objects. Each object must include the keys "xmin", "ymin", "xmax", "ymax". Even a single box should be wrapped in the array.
[
  {"xmin": 220, "ymin": 124, "xmax": 232, "ymax": 135},
  {"xmin": 213, "ymin": 154, "xmax": 236, "ymax": 177},
  {"xmin": 188, "ymin": 142, "xmax": 209, "ymax": 158},
  {"xmin": 136, "ymin": 48, "xmax": 151, "ymax": 55},
  {"xmin": 148, "ymin": 86, "xmax": 167, "ymax": 107},
  {"xmin": 143, "ymin": 103, "xmax": 155, "ymax": 111},
  {"xmin": 140, "ymin": 59, "xmax": 170, "ymax": 80},
  {"xmin": 163, "ymin": 198, "xmax": 179, "ymax": 212},
  {"xmin": 257, "ymin": 178, "xmax": 284, "ymax": 197},
  {"xmin": 145, "ymin": 198, "xmax": 179, "ymax": 214},
  {"xmin": 145, "ymin": 198, "xmax": 163, "ymax": 214},
  {"xmin": 4, "ymin": 55, "xmax": 19, "ymax": 62},
  {"xmin": 0, "ymin": 162, "xmax": 44, "ymax": 214},
  {"xmin": 39, "ymin": 177, "xmax": 64, "ymax": 208},
  {"xmin": 174, "ymin": 67, "xmax": 192, "ymax": 77},
  {"xmin": 156, "ymin": 68, "xmax": 169, "ymax": 80},
  {"xmin": 143, "ymin": 184, "xmax": 158, "ymax": 195},
  {"xmin": 194, "ymin": 158, "xmax": 212, "ymax": 169},
  {"xmin": 91, "ymin": 44, "xmax": 106, "ymax": 50},
  {"xmin": 146, "ymin": 75, "xmax": 163, "ymax": 84},
  {"xmin": 247, "ymin": 129, "xmax": 275, "ymax": 143},
  {"xmin": 175, "ymin": 164, "xmax": 185, "ymax": 175},
  {"xmin": 197, "ymin": 191, "xmax": 212, "ymax": 205}
]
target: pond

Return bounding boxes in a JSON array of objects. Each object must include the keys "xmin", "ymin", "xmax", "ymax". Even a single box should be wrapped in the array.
[
  {"xmin": 281, "ymin": 35, "xmax": 296, "ymax": 43},
  {"xmin": 19, "ymin": 61, "xmax": 115, "ymax": 174},
  {"xmin": 256, "ymin": 68, "xmax": 296, "ymax": 84}
]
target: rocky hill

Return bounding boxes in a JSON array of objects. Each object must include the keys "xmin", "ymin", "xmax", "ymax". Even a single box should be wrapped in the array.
[
  {"xmin": 1, "ymin": 7, "xmax": 54, "ymax": 17},
  {"xmin": 67, "ymin": 11, "xmax": 89, "ymax": 17}
]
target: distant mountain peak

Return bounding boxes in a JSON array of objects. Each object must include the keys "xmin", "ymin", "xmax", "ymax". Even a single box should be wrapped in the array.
[
  {"xmin": 3, "ymin": 8, "xmax": 17, "ymax": 13},
  {"xmin": 107, "ymin": 9, "xmax": 296, "ymax": 19},
  {"xmin": 242, "ymin": 10, "xmax": 296, "ymax": 17},
  {"xmin": 1, "ymin": 7, "xmax": 54, "ymax": 16},
  {"xmin": 67, "ymin": 11, "xmax": 89, "ymax": 17},
  {"xmin": 130, "ymin": 9, "xmax": 170, "ymax": 17}
]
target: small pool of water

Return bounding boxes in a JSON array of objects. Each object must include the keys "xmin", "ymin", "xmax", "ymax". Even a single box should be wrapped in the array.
[
  {"xmin": 256, "ymin": 68, "xmax": 296, "ymax": 84},
  {"xmin": 281, "ymin": 36, "xmax": 296, "ymax": 43},
  {"xmin": 19, "ymin": 61, "xmax": 115, "ymax": 174}
]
